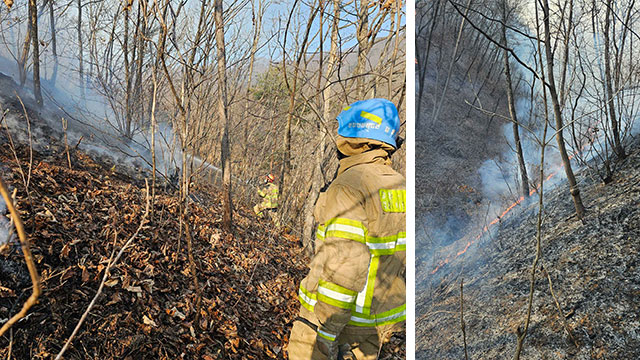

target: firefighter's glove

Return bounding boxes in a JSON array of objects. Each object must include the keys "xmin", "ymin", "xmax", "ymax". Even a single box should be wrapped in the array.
[
  {"xmin": 338, "ymin": 344, "xmax": 356, "ymax": 360},
  {"xmin": 315, "ymin": 333, "xmax": 339, "ymax": 359}
]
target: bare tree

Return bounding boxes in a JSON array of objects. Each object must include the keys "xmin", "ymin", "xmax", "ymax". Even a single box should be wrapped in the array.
[
  {"xmin": 500, "ymin": 0, "xmax": 529, "ymax": 199},
  {"xmin": 29, "ymin": 0, "xmax": 42, "ymax": 105},
  {"xmin": 214, "ymin": 0, "xmax": 233, "ymax": 231}
]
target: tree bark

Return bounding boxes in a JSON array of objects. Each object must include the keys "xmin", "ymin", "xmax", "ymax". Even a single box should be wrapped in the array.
[
  {"xmin": 500, "ymin": 6, "xmax": 529, "ymax": 199},
  {"xmin": 214, "ymin": 0, "xmax": 233, "ymax": 231},
  {"xmin": 77, "ymin": 0, "xmax": 84, "ymax": 98},
  {"xmin": 603, "ymin": 3, "xmax": 625, "ymax": 159},
  {"xmin": 301, "ymin": 0, "xmax": 340, "ymax": 253},
  {"xmin": 29, "ymin": 0, "xmax": 43, "ymax": 105},
  {"xmin": 123, "ymin": 1, "xmax": 132, "ymax": 138},
  {"xmin": 542, "ymin": 0, "xmax": 585, "ymax": 220},
  {"xmin": 49, "ymin": 0, "xmax": 58, "ymax": 85},
  {"xmin": 280, "ymin": 1, "xmax": 318, "ymax": 224}
]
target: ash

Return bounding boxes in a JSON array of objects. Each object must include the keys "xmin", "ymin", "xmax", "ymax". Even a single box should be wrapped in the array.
[{"xmin": 417, "ymin": 137, "xmax": 640, "ymax": 359}]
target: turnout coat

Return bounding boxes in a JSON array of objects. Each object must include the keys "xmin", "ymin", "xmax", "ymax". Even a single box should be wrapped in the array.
[{"xmin": 297, "ymin": 138, "xmax": 406, "ymax": 344}]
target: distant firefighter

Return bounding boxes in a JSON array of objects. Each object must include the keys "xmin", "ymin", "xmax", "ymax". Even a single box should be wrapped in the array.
[
  {"xmin": 288, "ymin": 99, "xmax": 406, "ymax": 359},
  {"xmin": 254, "ymin": 173, "xmax": 279, "ymax": 219}
]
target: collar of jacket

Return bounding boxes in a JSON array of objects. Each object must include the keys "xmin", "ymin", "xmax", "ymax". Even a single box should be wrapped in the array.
[{"xmin": 338, "ymin": 148, "xmax": 391, "ymax": 176}]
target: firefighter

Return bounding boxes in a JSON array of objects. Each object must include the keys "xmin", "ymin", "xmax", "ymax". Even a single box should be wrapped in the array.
[
  {"xmin": 288, "ymin": 99, "xmax": 406, "ymax": 360},
  {"xmin": 254, "ymin": 173, "xmax": 279, "ymax": 218}
]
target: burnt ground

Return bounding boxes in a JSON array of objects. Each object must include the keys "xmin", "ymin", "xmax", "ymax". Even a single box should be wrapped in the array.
[
  {"xmin": 0, "ymin": 81, "xmax": 406, "ymax": 359},
  {"xmin": 416, "ymin": 136, "xmax": 640, "ymax": 359}
]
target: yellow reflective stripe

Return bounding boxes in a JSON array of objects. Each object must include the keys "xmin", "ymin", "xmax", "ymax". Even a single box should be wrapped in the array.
[
  {"xmin": 395, "ymin": 234, "xmax": 406, "ymax": 251},
  {"xmin": 354, "ymin": 255, "xmax": 379, "ymax": 315},
  {"xmin": 320, "ymin": 219, "xmax": 405, "ymax": 254},
  {"xmin": 360, "ymin": 110, "xmax": 382, "ymax": 125},
  {"xmin": 318, "ymin": 280, "xmax": 357, "ymax": 296},
  {"xmin": 317, "ymin": 280, "xmax": 357, "ymax": 309},
  {"xmin": 324, "ymin": 218, "xmax": 366, "ymax": 243},
  {"xmin": 364, "ymin": 256, "xmax": 379, "ymax": 313},
  {"xmin": 379, "ymin": 189, "xmax": 406, "ymax": 213},
  {"xmin": 348, "ymin": 304, "xmax": 406, "ymax": 327},
  {"xmin": 317, "ymin": 329, "xmax": 337, "ymax": 341},
  {"xmin": 298, "ymin": 285, "xmax": 317, "ymax": 312},
  {"xmin": 367, "ymin": 232, "xmax": 407, "ymax": 255},
  {"xmin": 343, "ymin": 106, "xmax": 351, "ymax": 111}
]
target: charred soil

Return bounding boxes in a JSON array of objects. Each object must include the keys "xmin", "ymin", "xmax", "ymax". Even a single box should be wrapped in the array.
[{"xmin": 417, "ymin": 137, "xmax": 640, "ymax": 359}]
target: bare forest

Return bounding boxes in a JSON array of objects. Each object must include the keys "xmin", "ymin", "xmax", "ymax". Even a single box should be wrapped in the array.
[
  {"xmin": 0, "ymin": 0, "xmax": 405, "ymax": 358},
  {"xmin": 417, "ymin": 0, "xmax": 640, "ymax": 358}
]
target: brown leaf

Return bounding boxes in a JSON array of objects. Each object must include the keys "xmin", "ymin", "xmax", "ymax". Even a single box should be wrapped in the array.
[
  {"xmin": 3, "ymin": 0, "xmax": 13, "ymax": 10},
  {"xmin": 0, "ymin": 285, "xmax": 15, "ymax": 298},
  {"xmin": 143, "ymin": 315, "xmax": 157, "ymax": 327},
  {"xmin": 81, "ymin": 266, "xmax": 90, "ymax": 283}
]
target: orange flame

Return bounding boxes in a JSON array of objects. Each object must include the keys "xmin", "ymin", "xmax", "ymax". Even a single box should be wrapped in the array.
[{"xmin": 430, "ymin": 120, "xmax": 603, "ymax": 275}]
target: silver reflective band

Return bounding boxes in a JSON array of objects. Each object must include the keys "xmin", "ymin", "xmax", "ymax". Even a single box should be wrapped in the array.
[
  {"xmin": 351, "ymin": 308, "xmax": 406, "ymax": 324},
  {"xmin": 396, "ymin": 236, "xmax": 406, "ymax": 245},
  {"xmin": 354, "ymin": 255, "xmax": 373, "ymax": 313},
  {"xmin": 318, "ymin": 329, "xmax": 337, "ymax": 341},
  {"xmin": 366, "ymin": 241, "xmax": 396, "ymax": 250},
  {"xmin": 326, "ymin": 223, "xmax": 365, "ymax": 237},
  {"xmin": 318, "ymin": 286, "xmax": 356, "ymax": 303},
  {"xmin": 299, "ymin": 288, "xmax": 317, "ymax": 306}
]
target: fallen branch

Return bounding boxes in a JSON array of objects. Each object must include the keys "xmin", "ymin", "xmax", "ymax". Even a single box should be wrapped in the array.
[
  {"xmin": 61, "ymin": 117, "xmax": 72, "ymax": 170},
  {"xmin": 541, "ymin": 263, "xmax": 579, "ymax": 349},
  {"xmin": 54, "ymin": 180, "xmax": 151, "ymax": 360},
  {"xmin": 0, "ymin": 177, "xmax": 41, "ymax": 337}
]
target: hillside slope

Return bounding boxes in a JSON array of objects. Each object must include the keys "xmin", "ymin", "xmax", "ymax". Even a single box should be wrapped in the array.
[
  {"xmin": 416, "ymin": 137, "xmax": 640, "ymax": 359},
  {"xmin": 0, "ymin": 82, "xmax": 405, "ymax": 358}
]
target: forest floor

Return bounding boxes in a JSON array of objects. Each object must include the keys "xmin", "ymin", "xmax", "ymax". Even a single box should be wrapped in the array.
[
  {"xmin": 416, "ymin": 135, "xmax": 640, "ymax": 359},
  {"xmin": 0, "ymin": 76, "xmax": 405, "ymax": 359}
]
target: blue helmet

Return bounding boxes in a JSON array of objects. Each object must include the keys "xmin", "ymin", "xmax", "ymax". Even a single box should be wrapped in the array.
[{"xmin": 336, "ymin": 98, "xmax": 400, "ymax": 148}]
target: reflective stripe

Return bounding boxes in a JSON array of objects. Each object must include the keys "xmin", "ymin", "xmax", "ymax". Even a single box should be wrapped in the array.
[
  {"xmin": 354, "ymin": 255, "xmax": 379, "ymax": 314},
  {"xmin": 396, "ymin": 235, "xmax": 406, "ymax": 251},
  {"xmin": 316, "ymin": 225, "xmax": 326, "ymax": 241},
  {"xmin": 367, "ymin": 232, "xmax": 407, "ymax": 255},
  {"xmin": 360, "ymin": 110, "xmax": 382, "ymax": 125},
  {"xmin": 323, "ymin": 218, "xmax": 367, "ymax": 243},
  {"xmin": 318, "ymin": 219, "xmax": 406, "ymax": 255},
  {"xmin": 349, "ymin": 304, "xmax": 406, "ymax": 327},
  {"xmin": 317, "ymin": 329, "xmax": 337, "ymax": 341},
  {"xmin": 317, "ymin": 280, "xmax": 357, "ymax": 309},
  {"xmin": 379, "ymin": 189, "xmax": 406, "ymax": 213},
  {"xmin": 298, "ymin": 286, "xmax": 317, "ymax": 312}
]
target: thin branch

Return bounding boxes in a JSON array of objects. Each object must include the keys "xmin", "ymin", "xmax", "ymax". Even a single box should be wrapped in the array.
[{"xmin": 0, "ymin": 177, "xmax": 41, "ymax": 337}]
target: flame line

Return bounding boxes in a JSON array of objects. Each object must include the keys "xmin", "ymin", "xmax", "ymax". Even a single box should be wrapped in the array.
[{"xmin": 429, "ymin": 122, "xmax": 602, "ymax": 275}]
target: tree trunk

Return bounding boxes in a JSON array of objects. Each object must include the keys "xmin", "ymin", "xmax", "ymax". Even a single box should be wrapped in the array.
[
  {"xmin": 49, "ymin": 0, "xmax": 58, "ymax": 85},
  {"xmin": 123, "ymin": 3, "xmax": 132, "ymax": 138},
  {"xmin": 18, "ymin": 30, "xmax": 30, "ymax": 87},
  {"xmin": 542, "ymin": 0, "xmax": 585, "ymax": 220},
  {"xmin": 603, "ymin": 3, "xmax": 625, "ymax": 159},
  {"xmin": 243, "ymin": 0, "xmax": 263, "ymax": 165},
  {"xmin": 77, "ymin": 0, "xmax": 84, "ymax": 99},
  {"xmin": 280, "ymin": 3, "xmax": 318, "ymax": 225},
  {"xmin": 29, "ymin": 0, "xmax": 42, "ymax": 105},
  {"xmin": 134, "ymin": 0, "xmax": 145, "ymax": 128},
  {"xmin": 214, "ymin": 0, "xmax": 233, "ymax": 231},
  {"xmin": 500, "ymin": 10, "xmax": 529, "ymax": 198},
  {"xmin": 301, "ymin": 0, "xmax": 340, "ymax": 253},
  {"xmin": 355, "ymin": 0, "xmax": 370, "ymax": 98}
]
